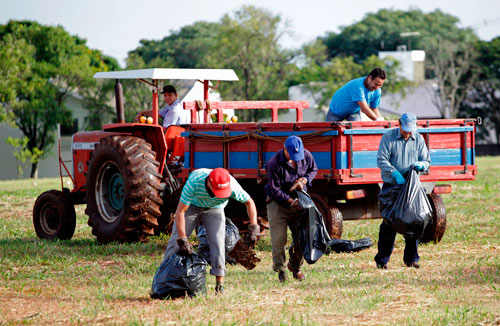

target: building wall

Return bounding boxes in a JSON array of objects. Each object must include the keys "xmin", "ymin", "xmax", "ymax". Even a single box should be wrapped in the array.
[
  {"xmin": 0, "ymin": 123, "xmax": 73, "ymax": 180},
  {"xmin": 378, "ymin": 50, "xmax": 426, "ymax": 83}
]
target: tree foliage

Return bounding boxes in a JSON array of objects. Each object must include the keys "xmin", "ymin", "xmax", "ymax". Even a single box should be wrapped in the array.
[
  {"xmin": 320, "ymin": 8, "xmax": 476, "ymax": 65},
  {"xmin": 127, "ymin": 6, "xmax": 294, "ymax": 122},
  {"xmin": 0, "ymin": 20, "xmax": 116, "ymax": 178},
  {"xmin": 428, "ymin": 37, "xmax": 478, "ymax": 118},
  {"xmin": 207, "ymin": 5, "xmax": 294, "ymax": 121},
  {"xmin": 460, "ymin": 37, "xmax": 500, "ymax": 144}
]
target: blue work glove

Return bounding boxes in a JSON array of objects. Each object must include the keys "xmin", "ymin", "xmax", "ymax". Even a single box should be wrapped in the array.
[
  {"xmin": 413, "ymin": 161, "xmax": 430, "ymax": 171},
  {"xmin": 391, "ymin": 170, "xmax": 405, "ymax": 185}
]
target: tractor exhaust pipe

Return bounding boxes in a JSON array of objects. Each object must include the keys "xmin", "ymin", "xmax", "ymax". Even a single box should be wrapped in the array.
[{"xmin": 115, "ymin": 79, "xmax": 125, "ymax": 123}]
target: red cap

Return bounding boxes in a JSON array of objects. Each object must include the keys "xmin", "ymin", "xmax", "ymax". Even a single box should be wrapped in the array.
[{"xmin": 208, "ymin": 168, "xmax": 232, "ymax": 198}]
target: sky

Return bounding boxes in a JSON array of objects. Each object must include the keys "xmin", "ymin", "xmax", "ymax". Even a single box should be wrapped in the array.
[{"xmin": 1, "ymin": 0, "xmax": 499, "ymax": 67}]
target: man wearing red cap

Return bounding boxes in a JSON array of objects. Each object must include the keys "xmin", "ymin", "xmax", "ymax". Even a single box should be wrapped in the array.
[
  {"xmin": 162, "ymin": 168, "xmax": 259, "ymax": 293},
  {"xmin": 265, "ymin": 136, "xmax": 318, "ymax": 282}
]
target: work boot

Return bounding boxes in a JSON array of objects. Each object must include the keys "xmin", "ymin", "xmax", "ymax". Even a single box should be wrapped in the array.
[
  {"xmin": 287, "ymin": 262, "xmax": 305, "ymax": 281},
  {"xmin": 278, "ymin": 270, "xmax": 287, "ymax": 283},
  {"xmin": 405, "ymin": 261, "xmax": 420, "ymax": 269},
  {"xmin": 215, "ymin": 284, "xmax": 224, "ymax": 294},
  {"xmin": 376, "ymin": 263, "xmax": 388, "ymax": 269}
]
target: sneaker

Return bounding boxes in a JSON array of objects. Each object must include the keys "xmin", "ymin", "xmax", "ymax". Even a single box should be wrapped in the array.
[
  {"xmin": 278, "ymin": 270, "xmax": 287, "ymax": 283},
  {"xmin": 405, "ymin": 261, "xmax": 420, "ymax": 269},
  {"xmin": 215, "ymin": 284, "xmax": 224, "ymax": 294},
  {"xmin": 376, "ymin": 263, "xmax": 388, "ymax": 269},
  {"xmin": 287, "ymin": 262, "xmax": 305, "ymax": 281}
]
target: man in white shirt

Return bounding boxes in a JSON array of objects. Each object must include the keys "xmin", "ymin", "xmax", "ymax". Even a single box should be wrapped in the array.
[{"xmin": 159, "ymin": 85, "xmax": 185, "ymax": 127}]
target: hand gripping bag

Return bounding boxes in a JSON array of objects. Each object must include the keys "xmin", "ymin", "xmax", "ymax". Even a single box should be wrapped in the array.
[{"xmin": 379, "ymin": 169, "xmax": 433, "ymax": 239}]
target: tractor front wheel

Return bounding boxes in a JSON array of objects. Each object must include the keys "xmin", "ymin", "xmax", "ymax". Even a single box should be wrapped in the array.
[
  {"xmin": 85, "ymin": 136, "xmax": 164, "ymax": 243},
  {"xmin": 33, "ymin": 190, "xmax": 76, "ymax": 240}
]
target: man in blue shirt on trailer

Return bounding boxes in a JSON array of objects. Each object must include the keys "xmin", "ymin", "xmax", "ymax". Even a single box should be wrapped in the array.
[
  {"xmin": 375, "ymin": 112, "xmax": 431, "ymax": 269},
  {"xmin": 326, "ymin": 68, "xmax": 386, "ymax": 122}
]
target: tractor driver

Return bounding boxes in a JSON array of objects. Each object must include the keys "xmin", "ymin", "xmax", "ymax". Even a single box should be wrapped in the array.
[
  {"xmin": 159, "ymin": 85, "xmax": 186, "ymax": 127},
  {"xmin": 161, "ymin": 167, "xmax": 260, "ymax": 294}
]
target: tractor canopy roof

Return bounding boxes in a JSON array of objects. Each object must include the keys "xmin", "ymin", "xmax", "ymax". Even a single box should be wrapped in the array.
[{"xmin": 93, "ymin": 68, "xmax": 239, "ymax": 81}]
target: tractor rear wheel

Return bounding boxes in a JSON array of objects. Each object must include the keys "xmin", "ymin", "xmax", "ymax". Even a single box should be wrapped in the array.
[
  {"xmin": 311, "ymin": 193, "xmax": 343, "ymax": 239},
  {"xmin": 420, "ymin": 194, "xmax": 447, "ymax": 244},
  {"xmin": 85, "ymin": 136, "xmax": 164, "ymax": 243},
  {"xmin": 33, "ymin": 190, "xmax": 76, "ymax": 240}
]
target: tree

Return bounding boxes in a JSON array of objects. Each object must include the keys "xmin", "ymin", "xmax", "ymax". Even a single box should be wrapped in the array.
[
  {"xmin": 208, "ymin": 5, "xmax": 294, "ymax": 121},
  {"xmin": 427, "ymin": 37, "xmax": 478, "ymax": 118},
  {"xmin": 130, "ymin": 21, "xmax": 219, "ymax": 69},
  {"xmin": 320, "ymin": 8, "xmax": 475, "ymax": 65},
  {"xmin": 460, "ymin": 37, "xmax": 500, "ymax": 144},
  {"xmin": 0, "ymin": 34, "xmax": 33, "ymax": 126},
  {"xmin": 0, "ymin": 21, "xmax": 115, "ymax": 178},
  {"xmin": 127, "ymin": 6, "xmax": 295, "ymax": 122}
]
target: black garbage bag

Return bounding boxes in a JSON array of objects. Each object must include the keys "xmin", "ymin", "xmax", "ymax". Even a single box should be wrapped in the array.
[
  {"xmin": 328, "ymin": 238, "xmax": 373, "ymax": 253},
  {"xmin": 197, "ymin": 218, "xmax": 240, "ymax": 265},
  {"xmin": 378, "ymin": 169, "xmax": 433, "ymax": 239},
  {"xmin": 150, "ymin": 253, "xmax": 207, "ymax": 300},
  {"xmin": 297, "ymin": 190, "xmax": 331, "ymax": 264}
]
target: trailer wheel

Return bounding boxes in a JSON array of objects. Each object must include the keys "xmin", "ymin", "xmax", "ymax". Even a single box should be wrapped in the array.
[
  {"xmin": 420, "ymin": 194, "xmax": 447, "ymax": 244},
  {"xmin": 310, "ymin": 193, "xmax": 343, "ymax": 239},
  {"xmin": 85, "ymin": 136, "xmax": 164, "ymax": 243},
  {"xmin": 33, "ymin": 190, "xmax": 76, "ymax": 240}
]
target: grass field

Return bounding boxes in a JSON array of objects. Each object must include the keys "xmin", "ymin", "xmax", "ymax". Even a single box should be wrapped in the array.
[{"xmin": 0, "ymin": 157, "xmax": 499, "ymax": 325}]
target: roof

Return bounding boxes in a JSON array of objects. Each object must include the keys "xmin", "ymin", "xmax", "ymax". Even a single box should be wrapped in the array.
[
  {"xmin": 379, "ymin": 80, "xmax": 443, "ymax": 119},
  {"xmin": 93, "ymin": 68, "xmax": 239, "ymax": 81}
]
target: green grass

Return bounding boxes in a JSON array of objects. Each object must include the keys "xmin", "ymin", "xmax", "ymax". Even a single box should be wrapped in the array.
[{"xmin": 0, "ymin": 157, "xmax": 499, "ymax": 325}]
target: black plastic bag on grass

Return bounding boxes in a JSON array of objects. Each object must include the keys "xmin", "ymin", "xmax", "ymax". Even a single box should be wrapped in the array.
[
  {"xmin": 328, "ymin": 238, "xmax": 373, "ymax": 253},
  {"xmin": 197, "ymin": 218, "xmax": 240, "ymax": 265},
  {"xmin": 150, "ymin": 253, "xmax": 207, "ymax": 300},
  {"xmin": 378, "ymin": 169, "xmax": 433, "ymax": 239},
  {"xmin": 297, "ymin": 190, "xmax": 331, "ymax": 264}
]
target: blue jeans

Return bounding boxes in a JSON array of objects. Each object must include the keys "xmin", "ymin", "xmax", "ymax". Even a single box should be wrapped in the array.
[
  {"xmin": 325, "ymin": 110, "xmax": 361, "ymax": 122},
  {"xmin": 163, "ymin": 205, "xmax": 226, "ymax": 276}
]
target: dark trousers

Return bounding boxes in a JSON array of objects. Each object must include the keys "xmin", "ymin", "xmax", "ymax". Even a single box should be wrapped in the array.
[
  {"xmin": 374, "ymin": 221, "xmax": 419, "ymax": 265},
  {"xmin": 375, "ymin": 183, "xmax": 419, "ymax": 265}
]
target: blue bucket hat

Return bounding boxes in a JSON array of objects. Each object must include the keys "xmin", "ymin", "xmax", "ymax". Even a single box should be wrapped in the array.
[
  {"xmin": 284, "ymin": 136, "xmax": 304, "ymax": 161},
  {"xmin": 400, "ymin": 112, "xmax": 417, "ymax": 133}
]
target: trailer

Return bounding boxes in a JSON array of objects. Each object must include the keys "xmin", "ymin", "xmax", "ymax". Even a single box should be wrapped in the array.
[{"xmin": 32, "ymin": 68, "xmax": 478, "ymax": 244}]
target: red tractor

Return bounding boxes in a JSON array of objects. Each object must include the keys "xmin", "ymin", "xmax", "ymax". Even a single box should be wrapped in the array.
[{"xmin": 33, "ymin": 69, "xmax": 242, "ymax": 243}]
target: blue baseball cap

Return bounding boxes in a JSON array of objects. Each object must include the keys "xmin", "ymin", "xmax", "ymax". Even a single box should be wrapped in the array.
[
  {"xmin": 400, "ymin": 112, "xmax": 417, "ymax": 133},
  {"xmin": 284, "ymin": 136, "xmax": 304, "ymax": 161}
]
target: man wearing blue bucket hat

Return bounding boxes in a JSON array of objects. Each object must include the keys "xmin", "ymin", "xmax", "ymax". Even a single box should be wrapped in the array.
[
  {"xmin": 265, "ymin": 136, "xmax": 318, "ymax": 282},
  {"xmin": 375, "ymin": 112, "xmax": 431, "ymax": 269}
]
